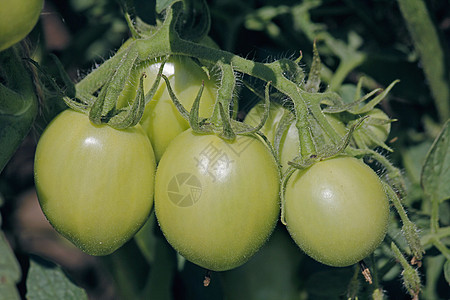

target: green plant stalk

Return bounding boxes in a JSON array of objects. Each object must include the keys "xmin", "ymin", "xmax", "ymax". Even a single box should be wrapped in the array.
[
  {"xmin": 421, "ymin": 227, "xmax": 450, "ymax": 247},
  {"xmin": 369, "ymin": 253, "xmax": 380, "ymax": 289},
  {"xmin": 210, "ymin": 60, "xmax": 235, "ymax": 127},
  {"xmin": 350, "ymin": 148, "xmax": 405, "ymax": 191},
  {"xmin": 329, "ymin": 53, "xmax": 366, "ymax": 91},
  {"xmin": 390, "ymin": 242, "xmax": 421, "ymax": 299},
  {"xmin": 76, "ymin": 5, "xmax": 318, "ymax": 156},
  {"xmin": 425, "ymin": 192, "xmax": 450, "ymax": 260},
  {"xmin": 76, "ymin": 50, "xmax": 128, "ymax": 97},
  {"xmin": 384, "ymin": 182, "xmax": 424, "ymax": 261},
  {"xmin": 397, "ymin": 0, "xmax": 450, "ymax": 123},
  {"xmin": 430, "ymin": 196, "xmax": 440, "ymax": 234},
  {"xmin": 430, "ymin": 238, "xmax": 450, "ymax": 260}
]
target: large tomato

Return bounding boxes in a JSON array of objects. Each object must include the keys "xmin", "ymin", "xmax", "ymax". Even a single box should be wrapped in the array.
[
  {"xmin": 284, "ymin": 156, "xmax": 389, "ymax": 267},
  {"xmin": 118, "ymin": 56, "xmax": 217, "ymax": 162},
  {"xmin": 154, "ymin": 129, "xmax": 280, "ymax": 271},
  {"xmin": 0, "ymin": 0, "xmax": 44, "ymax": 51},
  {"xmin": 34, "ymin": 109, "xmax": 156, "ymax": 255}
]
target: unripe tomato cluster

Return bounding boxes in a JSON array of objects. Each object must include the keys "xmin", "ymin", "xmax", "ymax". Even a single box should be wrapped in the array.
[
  {"xmin": 245, "ymin": 100, "xmax": 390, "ymax": 267},
  {"xmin": 34, "ymin": 54, "xmax": 390, "ymax": 271}
]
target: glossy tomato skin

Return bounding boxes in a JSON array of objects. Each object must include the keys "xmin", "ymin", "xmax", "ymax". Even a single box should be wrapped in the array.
[
  {"xmin": 155, "ymin": 129, "xmax": 280, "ymax": 271},
  {"xmin": 284, "ymin": 156, "xmax": 389, "ymax": 267},
  {"xmin": 34, "ymin": 110, "xmax": 156, "ymax": 256},
  {"xmin": 139, "ymin": 56, "xmax": 216, "ymax": 162},
  {"xmin": 0, "ymin": 0, "xmax": 44, "ymax": 51}
]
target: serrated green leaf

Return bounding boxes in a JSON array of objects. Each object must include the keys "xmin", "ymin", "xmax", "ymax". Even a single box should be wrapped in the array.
[
  {"xmin": 421, "ymin": 120, "xmax": 450, "ymax": 203},
  {"xmin": 26, "ymin": 256, "xmax": 88, "ymax": 300},
  {"xmin": 445, "ymin": 260, "xmax": 450, "ymax": 285}
]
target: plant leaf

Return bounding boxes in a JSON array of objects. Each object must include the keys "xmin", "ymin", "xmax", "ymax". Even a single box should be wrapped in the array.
[
  {"xmin": 156, "ymin": 0, "xmax": 179, "ymax": 14},
  {"xmin": 421, "ymin": 120, "xmax": 450, "ymax": 203},
  {"xmin": 0, "ymin": 231, "xmax": 21, "ymax": 299},
  {"xmin": 444, "ymin": 260, "xmax": 450, "ymax": 285},
  {"xmin": 26, "ymin": 256, "xmax": 88, "ymax": 300}
]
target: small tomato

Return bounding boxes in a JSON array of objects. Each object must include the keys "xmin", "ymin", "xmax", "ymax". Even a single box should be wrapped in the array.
[{"xmin": 284, "ymin": 156, "xmax": 389, "ymax": 267}]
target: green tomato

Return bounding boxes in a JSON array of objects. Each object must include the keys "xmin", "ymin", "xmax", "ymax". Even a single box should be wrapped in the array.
[
  {"xmin": 155, "ymin": 129, "xmax": 280, "ymax": 271},
  {"xmin": 284, "ymin": 156, "xmax": 389, "ymax": 267},
  {"xmin": 34, "ymin": 109, "xmax": 156, "ymax": 255},
  {"xmin": 137, "ymin": 56, "xmax": 216, "ymax": 162},
  {"xmin": 0, "ymin": 0, "xmax": 44, "ymax": 51}
]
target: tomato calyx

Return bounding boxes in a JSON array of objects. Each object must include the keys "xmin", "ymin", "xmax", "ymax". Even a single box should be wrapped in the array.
[
  {"xmin": 161, "ymin": 59, "xmax": 275, "ymax": 140},
  {"xmin": 272, "ymin": 46, "xmax": 399, "ymax": 173}
]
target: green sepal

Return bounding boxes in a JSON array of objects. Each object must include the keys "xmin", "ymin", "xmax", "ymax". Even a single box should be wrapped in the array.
[
  {"xmin": 234, "ymin": 81, "xmax": 272, "ymax": 135},
  {"xmin": 348, "ymin": 116, "xmax": 395, "ymax": 152},
  {"xmin": 144, "ymin": 56, "xmax": 169, "ymax": 105},
  {"xmin": 280, "ymin": 166, "xmax": 297, "ymax": 225},
  {"xmin": 349, "ymin": 80, "xmax": 399, "ymax": 114},
  {"xmin": 323, "ymin": 88, "xmax": 380, "ymax": 114},
  {"xmin": 63, "ymin": 96, "xmax": 90, "ymax": 113},
  {"xmin": 160, "ymin": 74, "xmax": 190, "ymax": 120},
  {"xmin": 89, "ymin": 47, "xmax": 140, "ymax": 127},
  {"xmin": 188, "ymin": 81, "xmax": 211, "ymax": 134},
  {"xmin": 210, "ymin": 60, "xmax": 235, "ymax": 128},
  {"xmin": 304, "ymin": 41, "xmax": 321, "ymax": 93},
  {"xmin": 108, "ymin": 73, "xmax": 146, "ymax": 129},
  {"xmin": 102, "ymin": 49, "xmax": 139, "ymax": 116},
  {"xmin": 273, "ymin": 110, "xmax": 295, "ymax": 157},
  {"xmin": 88, "ymin": 75, "xmax": 111, "ymax": 125},
  {"xmin": 218, "ymin": 102, "xmax": 236, "ymax": 141},
  {"xmin": 50, "ymin": 54, "xmax": 76, "ymax": 98},
  {"xmin": 326, "ymin": 116, "xmax": 366, "ymax": 158},
  {"xmin": 322, "ymin": 80, "xmax": 399, "ymax": 115}
]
